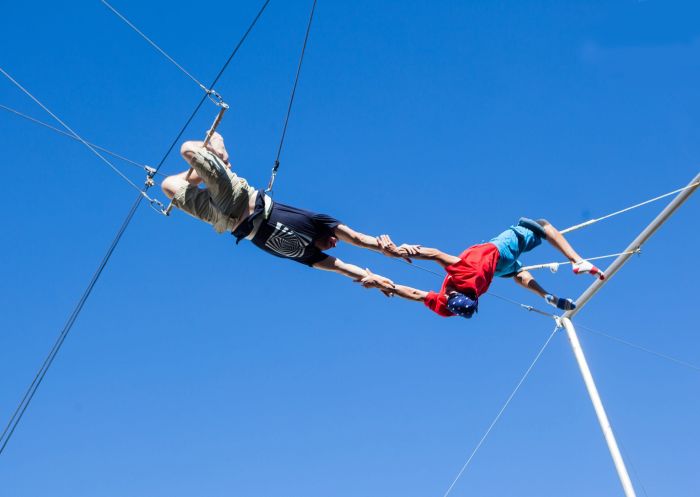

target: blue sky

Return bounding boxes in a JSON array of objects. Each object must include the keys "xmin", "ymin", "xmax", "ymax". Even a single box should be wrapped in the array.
[{"xmin": 1, "ymin": 1, "xmax": 699, "ymax": 496}]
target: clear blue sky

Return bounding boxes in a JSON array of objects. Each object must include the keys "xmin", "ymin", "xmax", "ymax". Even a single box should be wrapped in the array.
[{"xmin": 1, "ymin": 1, "xmax": 699, "ymax": 496}]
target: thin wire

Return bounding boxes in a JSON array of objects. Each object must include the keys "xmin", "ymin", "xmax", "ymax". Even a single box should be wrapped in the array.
[
  {"xmin": 0, "ymin": 0, "xmax": 271, "ymax": 455},
  {"xmin": 561, "ymin": 181, "xmax": 700, "ymax": 234},
  {"xmin": 101, "ymin": 0, "xmax": 208, "ymax": 92},
  {"xmin": 0, "ymin": 103, "xmax": 159, "ymax": 175},
  {"xmin": 577, "ymin": 323, "xmax": 700, "ymax": 373},
  {"xmin": 441, "ymin": 325, "xmax": 560, "ymax": 497},
  {"xmin": 486, "ymin": 292, "xmax": 556, "ymax": 319},
  {"xmin": 617, "ymin": 435, "xmax": 651, "ymax": 497},
  {"xmin": 150, "ymin": 0, "xmax": 271, "ymax": 177},
  {"xmin": 0, "ymin": 195, "xmax": 143, "ymax": 455},
  {"xmin": 0, "ymin": 66, "xmax": 152, "ymax": 198},
  {"xmin": 394, "ymin": 258, "xmax": 556, "ymax": 318},
  {"xmin": 266, "ymin": 0, "xmax": 318, "ymax": 192},
  {"xmin": 521, "ymin": 249, "xmax": 641, "ymax": 272}
]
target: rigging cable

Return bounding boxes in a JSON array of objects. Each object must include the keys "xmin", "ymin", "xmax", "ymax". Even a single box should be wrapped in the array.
[
  {"xmin": 394, "ymin": 258, "xmax": 557, "ymax": 319},
  {"xmin": 0, "ymin": 67, "xmax": 163, "ymax": 209},
  {"xmin": 577, "ymin": 323, "xmax": 700, "ymax": 373},
  {"xmin": 101, "ymin": 0, "xmax": 211, "ymax": 94},
  {"xmin": 521, "ymin": 249, "xmax": 641, "ymax": 273},
  {"xmin": 266, "ymin": 0, "xmax": 318, "ymax": 194},
  {"xmin": 441, "ymin": 325, "xmax": 560, "ymax": 497},
  {"xmin": 0, "ymin": 0, "xmax": 271, "ymax": 456},
  {"xmin": 561, "ymin": 181, "xmax": 700, "ymax": 234},
  {"xmin": 0, "ymin": 103, "xmax": 159, "ymax": 175}
]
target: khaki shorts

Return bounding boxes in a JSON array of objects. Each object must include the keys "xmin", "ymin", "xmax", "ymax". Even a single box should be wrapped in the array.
[{"xmin": 173, "ymin": 148, "xmax": 253, "ymax": 233}]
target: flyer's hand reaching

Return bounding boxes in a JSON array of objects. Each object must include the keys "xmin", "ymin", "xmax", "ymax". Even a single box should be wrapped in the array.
[
  {"xmin": 359, "ymin": 268, "xmax": 395, "ymax": 297},
  {"xmin": 376, "ymin": 234, "xmax": 414, "ymax": 263}
]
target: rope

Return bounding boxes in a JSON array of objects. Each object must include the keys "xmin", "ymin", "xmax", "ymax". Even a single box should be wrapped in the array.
[
  {"xmin": 393, "ymin": 259, "xmax": 556, "ymax": 319},
  {"xmin": 0, "ymin": 103, "xmax": 159, "ymax": 175},
  {"xmin": 101, "ymin": 0, "xmax": 271, "ymax": 105},
  {"xmin": 486, "ymin": 292, "xmax": 556, "ymax": 319},
  {"xmin": 441, "ymin": 325, "xmax": 560, "ymax": 497},
  {"xmin": 101, "ymin": 0, "xmax": 210, "ymax": 94},
  {"xmin": 266, "ymin": 0, "xmax": 318, "ymax": 194},
  {"xmin": 0, "ymin": 1, "xmax": 270, "ymax": 455},
  {"xmin": 0, "ymin": 66, "xmax": 163, "ymax": 209},
  {"xmin": 148, "ymin": 0, "xmax": 271, "ymax": 179},
  {"xmin": 561, "ymin": 181, "xmax": 700, "ymax": 234},
  {"xmin": 520, "ymin": 249, "xmax": 641, "ymax": 273},
  {"xmin": 0, "ymin": 195, "xmax": 142, "ymax": 456},
  {"xmin": 577, "ymin": 323, "xmax": 700, "ymax": 373}
]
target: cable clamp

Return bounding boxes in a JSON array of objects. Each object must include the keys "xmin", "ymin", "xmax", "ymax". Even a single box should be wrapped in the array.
[
  {"xmin": 144, "ymin": 166, "xmax": 157, "ymax": 188},
  {"xmin": 206, "ymin": 88, "xmax": 227, "ymax": 108},
  {"xmin": 139, "ymin": 191, "xmax": 167, "ymax": 215},
  {"xmin": 265, "ymin": 159, "xmax": 281, "ymax": 194}
]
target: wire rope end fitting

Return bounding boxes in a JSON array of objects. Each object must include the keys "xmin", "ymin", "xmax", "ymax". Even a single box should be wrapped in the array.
[
  {"xmin": 144, "ymin": 165, "xmax": 157, "ymax": 188},
  {"xmin": 206, "ymin": 88, "xmax": 227, "ymax": 108}
]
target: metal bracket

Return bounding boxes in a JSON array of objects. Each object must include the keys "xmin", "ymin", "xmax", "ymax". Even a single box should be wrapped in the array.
[
  {"xmin": 144, "ymin": 166, "xmax": 157, "ymax": 188},
  {"xmin": 206, "ymin": 89, "xmax": 228, "ymax": 108}
]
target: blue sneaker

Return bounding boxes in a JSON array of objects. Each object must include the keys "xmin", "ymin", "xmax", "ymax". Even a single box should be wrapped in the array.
[{"xmin": 545, "ymin": 294, "xmax": 576, "ymax": 311}]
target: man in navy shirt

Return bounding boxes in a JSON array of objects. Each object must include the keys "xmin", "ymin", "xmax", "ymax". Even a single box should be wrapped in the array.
[{"xmin": 161, "ymin": 133, "xmax": 399, "ymax": 291}]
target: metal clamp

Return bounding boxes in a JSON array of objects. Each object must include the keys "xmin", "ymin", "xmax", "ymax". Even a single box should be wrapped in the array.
[
  {"xmin": 206, "ymin": 89, "xmax": 227, "ymax": 108},
  {"xmin": 144, "ymin": 166, "xmax": 157, "ymax": 188},
  {"xmin": 265, "ymin": 159, "xmax": 281, "ymax": 195}
]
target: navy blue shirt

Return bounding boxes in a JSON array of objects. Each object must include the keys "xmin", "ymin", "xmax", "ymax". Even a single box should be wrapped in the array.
[{"xmin": 233, "ymin": 193, "xmax": 341, "ymax": 266}]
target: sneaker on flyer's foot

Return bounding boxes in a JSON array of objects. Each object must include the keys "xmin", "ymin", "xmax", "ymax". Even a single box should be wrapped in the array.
[
  {"xmin": 545, "ymin": 294, "xmax": 577, "ymax": 311},
  {"xmin": 572, "ymin": 259, "xmax": 605, "ymax": 280}
]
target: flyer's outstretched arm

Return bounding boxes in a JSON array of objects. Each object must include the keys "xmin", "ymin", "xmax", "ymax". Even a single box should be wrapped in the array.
[
  {"xmin": 360, "ymin": 269, "xmax": 428, "ymax": 303},
  {"xmin": 376, "ymin": 235, "xmax": 460, "ymax": 268},
  {"xmin": 334, "ymin": 226, "xmax": 412, "ymax": 261}
]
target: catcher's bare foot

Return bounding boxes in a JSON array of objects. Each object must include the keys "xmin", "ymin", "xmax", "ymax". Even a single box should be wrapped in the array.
[{"xmin": 207, "ymin": 131, "xmax": 229, "ymax": 164}]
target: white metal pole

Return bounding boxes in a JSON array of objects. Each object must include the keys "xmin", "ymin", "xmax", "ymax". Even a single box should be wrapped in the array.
[
  {"xmin": 560, "ymin": 317, "xmax": 637, "ymax": 497},
  {"xmin": 556, "ymin": 171, "xmax": 699, "ymax": 496}
]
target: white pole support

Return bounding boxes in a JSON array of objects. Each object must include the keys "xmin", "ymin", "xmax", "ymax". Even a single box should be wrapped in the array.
[
  {"xmin": 560, "ymin": 317, "xmax": 637, "ymax": 497},
  {"xmin": 556, "ymin": 171, "xmax": 700, "ymax": 496}
]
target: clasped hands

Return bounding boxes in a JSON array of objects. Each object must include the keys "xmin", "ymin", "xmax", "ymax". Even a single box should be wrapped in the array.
[
  {"xmin": 356, "ymin": 235, "xmax": 422, "ymax": 297},
  {"xmin": 375, "ymin": 234, "xmax": 421, "ymax": 263}
]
